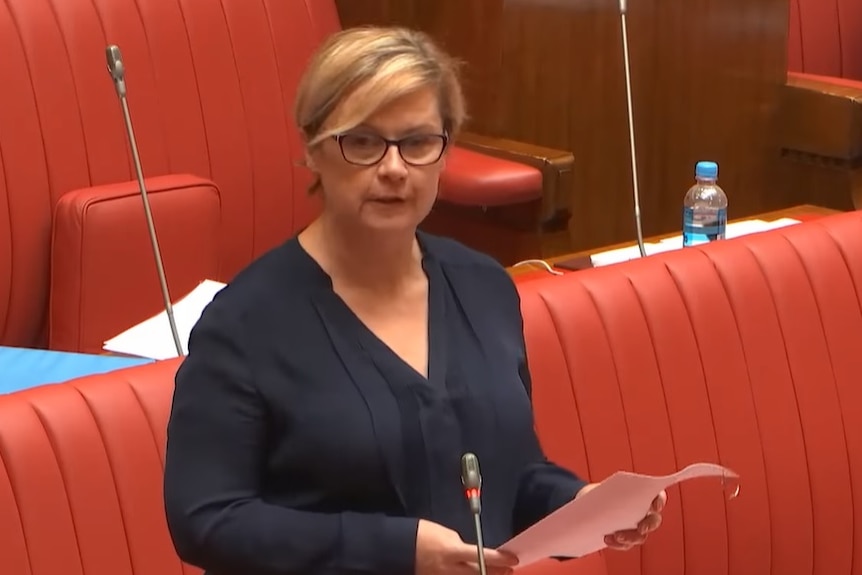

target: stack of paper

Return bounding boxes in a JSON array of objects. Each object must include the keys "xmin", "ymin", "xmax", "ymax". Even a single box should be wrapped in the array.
[
  {"xmin": 103, "ymin": 279, "xmax": 227, "ymax": 360},
  {"xmin": 658, "ymin": 217, "xmax": 801, "ymax": 250},
  {"xmin": 498, "ymin": 462, "xmax": 739, "ymax": 568},
  {"xmin": 590, "ymin": 217, "xmax": 800, "ymax": 267},
  {"xmin": 588, "ymin": 241, "xmax": 678, "ymax": 267}
]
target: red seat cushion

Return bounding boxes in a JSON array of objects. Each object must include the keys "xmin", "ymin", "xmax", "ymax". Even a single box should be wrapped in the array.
[
  {"xmin": 440, "ymin": 146, "xmax": 543, "ymax": 206},
  {"xmin": 50, "ymin": 174, "xmax": 221, "ymax": 354}
]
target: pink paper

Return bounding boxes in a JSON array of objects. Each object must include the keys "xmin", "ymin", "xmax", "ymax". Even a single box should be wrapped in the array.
[{"xmin": 498, "ymin": 462, "xmax": 739, "ymax": 568}]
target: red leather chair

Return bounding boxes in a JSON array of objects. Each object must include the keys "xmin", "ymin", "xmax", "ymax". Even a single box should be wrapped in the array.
[
  {"xmin": 0, "ymin": 0, "xmax": 572, "ymax": 354},
  {"xmin": 520, "ymin": 209, "xmax": 862, "ymax": 575},
  {"xmin": 782, "ymin": 0, "xmax": 862, "ymax": 210}
]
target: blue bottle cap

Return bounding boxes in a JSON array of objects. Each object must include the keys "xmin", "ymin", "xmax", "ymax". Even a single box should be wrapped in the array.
[{"xmin": 695, "ymin": 161, "xmax": 718, "ymax": 179}]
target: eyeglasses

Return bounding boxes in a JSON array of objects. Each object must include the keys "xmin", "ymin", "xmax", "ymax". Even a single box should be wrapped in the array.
[{"xmin": 333, "ymin": 132, "xmax": 449, "ymax": 166}]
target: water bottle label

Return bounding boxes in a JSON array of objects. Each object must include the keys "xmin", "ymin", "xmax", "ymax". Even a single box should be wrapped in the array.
[{"xmin": 683, "ymin": 206, "xmax": 727, "ymax": 247}]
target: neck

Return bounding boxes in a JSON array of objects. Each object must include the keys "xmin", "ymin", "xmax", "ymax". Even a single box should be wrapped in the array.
[{"xmin": 308, "ymin": 214, "xmax": 422, "ymax": 290}]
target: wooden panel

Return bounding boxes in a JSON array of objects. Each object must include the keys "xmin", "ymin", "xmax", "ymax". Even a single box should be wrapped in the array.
[
  {"xmin": 336, "ymin": 0, "xmax": 505, "ymax": 135},
  {"xmin": 336, "ymin": 0, "xmax": 792, "ymax": 251}
]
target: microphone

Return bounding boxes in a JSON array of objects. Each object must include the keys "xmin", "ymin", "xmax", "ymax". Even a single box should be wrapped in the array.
[
  {"xmin": 618, "ymin": 0, "xmax": 647, "ymax": 257},
  {"xmin": 105, "ymin": 45, "xmax": 184, "ymax": 357},
  {"xmin": 460, "ymin": 453, "xmax": 487, "ymax": 575}
]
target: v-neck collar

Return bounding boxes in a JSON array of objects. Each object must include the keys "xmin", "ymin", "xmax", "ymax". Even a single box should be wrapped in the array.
[
  {"xmin": 295, "ymin": 232, "xmax": 448, "ymax": 388},
  {"xmin": 349, "ymin": 252, "xmax": 447, "ymax": 388}
]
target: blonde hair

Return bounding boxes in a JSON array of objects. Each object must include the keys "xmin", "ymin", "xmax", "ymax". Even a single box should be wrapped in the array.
[{"xmin": 294, "ymin": 26, "xmax": 467, "ymax": 192}]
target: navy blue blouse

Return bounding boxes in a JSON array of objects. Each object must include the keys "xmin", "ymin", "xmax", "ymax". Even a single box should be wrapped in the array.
[{"xmin": 164, "ymin": 232, "xmax": 586, "ymax": 575}]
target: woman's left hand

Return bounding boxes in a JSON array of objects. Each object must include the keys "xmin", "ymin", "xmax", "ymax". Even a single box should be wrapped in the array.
[{"xmin": 576, "ymin": 484, "xmax": 667, "ymax": 551}]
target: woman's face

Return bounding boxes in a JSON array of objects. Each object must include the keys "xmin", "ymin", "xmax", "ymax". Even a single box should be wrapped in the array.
[{"xmin": 306, "ymin": 87, "xmax": 447, "ymax": 234}]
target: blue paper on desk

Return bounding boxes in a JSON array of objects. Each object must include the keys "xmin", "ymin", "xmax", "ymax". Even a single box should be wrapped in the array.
[{"xmin": 0, "ymin": 346, "xmax": 153, "ymax": 394}]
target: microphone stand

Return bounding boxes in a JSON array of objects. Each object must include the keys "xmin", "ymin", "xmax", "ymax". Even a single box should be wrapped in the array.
[
  {"xmin": 470, "ymin": 501, "xmax": 487, "ymax": 575},
  {"xmin": 105, "ymin": 45, "xmax": 184, "ymax": 357},
  {"xmin": 461, "ymin": 453, "xmax": 488, "ymax": 575},
  {"xmin": 619, "ymin": 0, "xmax": 647, "ymax": 257}
]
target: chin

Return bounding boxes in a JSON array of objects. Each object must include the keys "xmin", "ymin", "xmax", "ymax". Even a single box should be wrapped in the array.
[{"xmin": 361, "ymin": 215, "xmax": 421, "ymax": 234}]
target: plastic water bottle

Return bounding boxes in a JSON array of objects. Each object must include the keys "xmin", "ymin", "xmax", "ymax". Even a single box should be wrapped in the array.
[{"xmin": 683, "ymin": 161, "xmax": 727, "ymax": 247}]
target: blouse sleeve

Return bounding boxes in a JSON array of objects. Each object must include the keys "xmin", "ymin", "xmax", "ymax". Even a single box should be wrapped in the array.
[{"xmin": 163, "ymin": 299, "xmax": 418, "ymax": 575}]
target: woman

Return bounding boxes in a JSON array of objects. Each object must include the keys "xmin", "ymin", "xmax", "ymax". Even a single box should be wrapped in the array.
[{"xmin": 163, "ymin": 25, "xmax": 665, "ymax": 575}]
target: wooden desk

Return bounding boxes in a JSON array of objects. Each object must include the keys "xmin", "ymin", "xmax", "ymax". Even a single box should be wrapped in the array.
[{"xmin": 508, "ymin": 204, "xmax": 840, "ymax": 278}]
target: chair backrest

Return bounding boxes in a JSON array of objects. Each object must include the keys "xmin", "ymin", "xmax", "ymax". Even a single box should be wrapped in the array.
[
  {"xmin": 0, "ymin": 352, "xmax": 606, "ymax": 575},
  {"xmin": 519, "ymin": 211, "xmax": 862, "ymax": 575},
  {"xmin": 0, "ymin": 358, "xmax": 195, "ymax": 575},
  {"xmin": 0, "ymin": 0, "xmax": 341, "ymax": 346},
  {"xmin": 788, "ymin": 0, "xmax": 862, "ymax": 80}
]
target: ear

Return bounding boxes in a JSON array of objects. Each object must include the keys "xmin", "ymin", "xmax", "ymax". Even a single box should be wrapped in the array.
[
  {"xmin": 301, "ymin": 132, "xmax": 319, "ymax": 172},
  {"xmin": 435, "ymin": 139, "xmax": 450, "ymax": 169},
  {"xmin": 305, "ymin": 148, "xmax": 318, "ymax": 172},
  {"xmin": 437, "ymin": 149, "xmax": 448, "ymax": 172}
]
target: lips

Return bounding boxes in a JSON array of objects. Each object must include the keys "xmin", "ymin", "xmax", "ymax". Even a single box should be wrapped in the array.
[{"xmin": 369, "ymin": 197, "xmax": 406, "ymax": 203}]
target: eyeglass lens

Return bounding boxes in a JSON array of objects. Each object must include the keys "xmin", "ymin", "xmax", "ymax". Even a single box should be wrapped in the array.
[{"xmin": 339, "ymin": 133, "xmax": 446, "ymax": 166}]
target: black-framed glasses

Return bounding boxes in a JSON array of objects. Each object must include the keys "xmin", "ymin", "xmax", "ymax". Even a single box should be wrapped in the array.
[{"xmin": 333, "ymin": 132, "xmax": 449, "ymax": 166}]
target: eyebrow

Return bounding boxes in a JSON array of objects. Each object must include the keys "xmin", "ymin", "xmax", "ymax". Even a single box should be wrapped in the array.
[{"xmin": 353, "ymin": 123, "xmax": 444, "ymax": 137}]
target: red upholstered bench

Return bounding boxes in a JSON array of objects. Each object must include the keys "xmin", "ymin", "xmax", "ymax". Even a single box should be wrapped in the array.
[
  {"xmin": 3, "ymin": 210, "xmax": 860, "ymax": 575},
  {"xmin": 0, "ymin": 0, "xmax": 573, "ymax": 354},
  {"xmin": 520, "ymin": 209, "xmax": 862, "ymax": 575}
]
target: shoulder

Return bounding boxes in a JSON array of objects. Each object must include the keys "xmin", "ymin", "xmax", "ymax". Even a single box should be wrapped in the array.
[
  {"xmin": 418, "ymin": 231, "xmax": 520, "ymax": 304},
  {"xmin": 192, "ymin": 237, "xmax": 325, "ymax": 337},
  {"xmin": 419, "ymin": 232, "xmax": 512, "ymax": 281},
  {"xmin": 419, "ymin": 231, "xmax": 517, "ymax": 291}
]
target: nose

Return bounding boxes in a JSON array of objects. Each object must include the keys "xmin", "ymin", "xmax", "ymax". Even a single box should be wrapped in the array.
[{"xmin": 376, "ymin": 143, "xmax": 408, "ymax": 179}]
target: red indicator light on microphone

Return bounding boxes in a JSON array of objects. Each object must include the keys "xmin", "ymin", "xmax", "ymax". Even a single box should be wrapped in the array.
[{"xmin": 465, "ymin": 487, "xmax": 480, "ymax": 499}]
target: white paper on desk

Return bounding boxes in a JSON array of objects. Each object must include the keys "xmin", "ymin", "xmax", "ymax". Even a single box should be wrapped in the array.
[
  {"xmin": 102, "ymin": 279, "xmax": 227, "ymax": 360},
  {"xmin": 589, "ymin": 241, "xmax": 679, "ymax": 267},
  {"xmin": 498, "ymin": 462, "xmax": 739, "ymax": 568},
  {"xmin": 660, "ymin": 217, "xmax": 801, "ymax": 248},
  {"xmin": 766, "ymin": 217, "xmax": 801, "ymax": 229}
]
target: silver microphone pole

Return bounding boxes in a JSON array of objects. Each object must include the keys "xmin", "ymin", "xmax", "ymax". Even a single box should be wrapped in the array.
[
  {"xmin": 461, "ymin": 453, "xmax": 488, "ymax": 575},
  {"xmin": 105, "ymin": 45, "xmax": 184, "ymax": 357},
  {"xmin": 619, "ymin": 0, "xmax": 647, "ymax": 257}
]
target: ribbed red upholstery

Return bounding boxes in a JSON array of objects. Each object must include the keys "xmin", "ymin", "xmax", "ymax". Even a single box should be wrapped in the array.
[
  {"xmin": 789, "ymin": 0, "xmax": 862, "ymax": 80},
  {"xmin": 521, "ymin": 210, "xmax": 862, "ymax": 575},
  {"xmin": 0, "ymin": 0, "xmax": 546, "ymax": 350},
  {"xmin": 49, "ymin": 175, "xmax": 221, "ymax": 354},
  {"xmin": 0, "ymin": 0, "xmax": 342, "ymax": 348},
  {"xmin": 0, "ymin": 361, "xmax": 602, "ymax": 575},
  {"xmin": 0, "ymin": 358, "xmax": 194, "ymax": 575},
  {"xmin": 4, "ymin": 212, "xmax": 862, "ymax": 575}
]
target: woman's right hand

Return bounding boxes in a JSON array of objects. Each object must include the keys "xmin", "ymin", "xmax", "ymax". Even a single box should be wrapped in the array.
[{"xmin": 415, "ymin": 519, "xmax": 519, "ymax": 575}]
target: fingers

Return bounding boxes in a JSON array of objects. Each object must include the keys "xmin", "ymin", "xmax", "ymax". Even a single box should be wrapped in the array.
[
  {"xmin": 481, "ymin": 548, "xmax": 520, "ymax": 568},
  {"xmin": 651, "ymin": 490, "xmax": 668, "ymax": 512},
  {"xmin": 603, "ymin": 491, "xmax": 667, "ymax": 553},
  {"xmin": 575, "ymin": 482, "xmax": 599, "ymax": 499},
  {"xmin": 637, "ymin": 511, "xmax": 663, "ymax": 534},
  {"xmin": 462, "ymin": 563, "xmax": 515, "ymax": 575},
  {"xmin": 605, "ymin": 510, "xmax": 662, "ymax": 551},
  {"xmin": 451, "ymin": 546, "xmax": 519, "ymax": 569},
  {"xmin": 604, "ymin": 529, "xmax": 644, "ymax": 550},
  {"xmin": 451, "ymin": 565, "xmax": 489, "ymax": 575}
]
